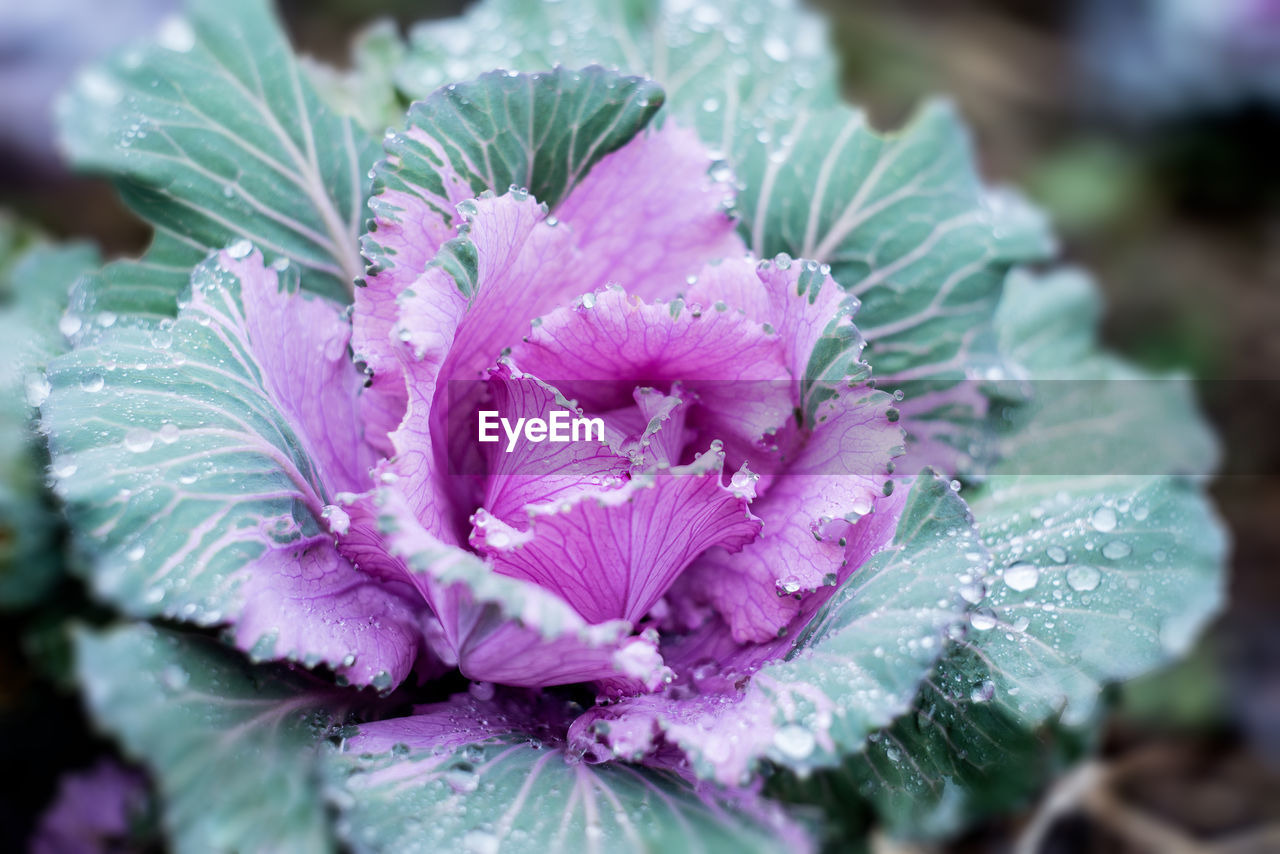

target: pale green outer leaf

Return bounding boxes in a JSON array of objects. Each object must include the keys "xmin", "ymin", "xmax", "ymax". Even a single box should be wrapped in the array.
[
  {"xmin": 0, "ymin": 226, "xmax": 99, "ymax": 608},
  {"xmin": 42, "ymin": 254, "xmax": 326, "ymax": 625},
  {"xmin": 396, "ymin": 0, "xmax": 839, "ymax": 151},
  {"xmin": 737, "ymin": 102, "xmax": 1052, "ymax": 471},
  {"xmin": 65, "ymin": 233, "xmax": 208, "ymax": 332},
  {"xmin": 328, "ymin": 730, "xmax": 801, "ymax": 854},
  {"xmin": 964, "ymin": 272, "xmax": 1224, "ymax": 725},
  {"xmin": 745, "ymin": 472, "xmax": 989, "ymax": 775},
  {"xmin": 57, "ymin": 0, "xmax": 379, "ymax": 305},
  {"xmin": 772, "ymin": 651, "xmax": 1055, "ymax": 840},
  {"xmin": 813, "ymin": 269, "xmax": 1227, "ymax": 837},
  {"xmin": 992, "ymin": 268, "xmax": 1219, "ymax": 477},
  {"xmin": 75, "ymin": 622, "xmax": 339, "ymax": 854},
  {"xmin": 965, "ymin": 473, "xmax": 1226, "ymax": 727},
  {"xmin": 841, "ymin": 472, "xmax": 1225, "ymax": 839}
]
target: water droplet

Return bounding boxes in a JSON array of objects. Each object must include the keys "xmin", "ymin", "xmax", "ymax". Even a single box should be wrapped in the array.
[
  {"xmin": 1090, "ymin": 506, "xmax": 1118, "ymax": 533},
  {"xmin": 79, "ymin": 70, "xmax": 123, "ymax": 105},
  {"xmin": 25, "ymin": 375, "xmax": 51, "ymax": 407},
  {"xmin": 161, "ymin": 663, "xmax": 189, "ymax": 690},
  {"xmin": 970, "ymin": 610, "xmax": 998, "ymax": 631},
  {"xmin": 580, "ymin": 292, "xmax": 596, "ymax": 309},
  {"xmin": 772, "ymin": 725, "xmax": 815, "ymax": 760},
  {"xmin": 157, "ymin": 423, "xmax": 180, "ymax": 444},
  {"xmin": 463, "ymin": 829, "xmax": 498, "ymax": 854},
  {"xmin": 226, "ymin": 239, "xmax": 253, "ymax": 259},
  {"xmin": 322, "ymin": 505, "xmax": 351, "ymax": 536},
  {"xmin": 123, "ymin": 427, "xmax": 154, "ymax": 453},
  {"xmin": 763, "ymin": 35, "xmax": 791, "ymax": 62},
  {"xmin": 1003, "ymin": 562, "xmax": 1040, "ymax": 592},
  {"xmin": 959, "ymin": 580, "xmax": 987, "ymax": 604},
  {"xmin": 58, "ymin": 314, "xmax": 83, "ymax": 337},
  {"xmin": 1066, "ymin": 565, "xmax": 1102, "ymax": 592},
  {"xmin": 970, "ymin": 680, "xmax": 996, "ymax": 703},
  {"xmin": 1047, "ymin": 546, "xmax": 1068, "ymax": 564},
  {"xmin": 1102, "ymin": 540, "xmax": 1132, "ymax": 560},
  {"xmin": 445, "ymin": 762, "xmax": 480, "ymax": 793},
  {"xmin": 156, "ymin": 16, "xmax": 196, "ymax": 52}
]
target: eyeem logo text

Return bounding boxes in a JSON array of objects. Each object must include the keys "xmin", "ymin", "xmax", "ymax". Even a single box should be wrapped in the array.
[{"xmin": 478, "ymin": 410, "xmax": 606, "ymax": 453}]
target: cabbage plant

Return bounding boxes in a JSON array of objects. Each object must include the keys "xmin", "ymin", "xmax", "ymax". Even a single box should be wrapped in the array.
[{"xmin": 9, "ymin": 0, "xmax": 1226, "ymax": 850}]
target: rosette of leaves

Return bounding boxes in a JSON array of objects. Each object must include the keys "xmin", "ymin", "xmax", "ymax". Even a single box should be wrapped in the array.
[{"xmin": 30, "ymin": 0, "xmax": 1226, "ymax": 851}]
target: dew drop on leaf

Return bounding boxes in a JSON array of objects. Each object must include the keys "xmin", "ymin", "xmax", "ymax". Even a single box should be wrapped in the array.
[
  {"xmin": 1090, "ymin": 506, "xmax": 1118, "ymax": 533},
  {"xmin": 959, "ymin": 580, "xmax": 986, "ymax": 604},
  {"xmin": 1102, "ymin": 540, "xmax": 1132, "ymax": 560},
  {"xmin": 970, "ymin": 680, "xmax": 996, "ymax": 703},
  {"xmin": 156, "ymin": 16, "xmax": 196, "ymax": 53},
  {"xmin": 463, "ymin": 829, "xmax": 498, "ymax": 854},
  {"xmin": 1003, "ymin": 562, "xmax": 1039, "ymax": 592},
  {"xmin": 772, "ymin": 724, "xmax": 815, "ymax": 760},
  {"xmin": 123, "ymin": 427, "xmax": 154, "ymax": 453},
  {"xmin": 1066, "ymin": 565, "xmax": 1102, "ymax": 592},
  {"xmin": 762, "ymin": 34, "xmax": 791, "ymax": 62},
  {"xmin": 970, "ymin": 610, "xmax": 998, "ymax": 631},
  {"xmin": 24, "ymin": 375, "xmax": 51, "ymax": 407},
  {"xmin": 446, "ymin": 763, "xmax": 480, "ymax": 793}
]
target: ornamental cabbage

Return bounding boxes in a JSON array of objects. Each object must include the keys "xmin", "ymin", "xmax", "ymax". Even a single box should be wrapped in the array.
[{"xmin": 21, "ymin": 0, "xmax": 1227, "ymax": 850}]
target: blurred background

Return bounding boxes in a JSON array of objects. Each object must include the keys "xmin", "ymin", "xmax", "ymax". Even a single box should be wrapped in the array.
[{"xmin": 3, "ymin": 0, "xmax": 1279, "ymax": 851}]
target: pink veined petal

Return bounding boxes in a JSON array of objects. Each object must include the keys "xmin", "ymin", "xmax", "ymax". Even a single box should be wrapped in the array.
[
  {"xmin": 345, "ymin": 693, "xmax": 560, "ymax": 755},
  {"xmin": 234, "ymin": 538, "xmax": 425, "ymax": 688},
  {"xmin": 477, "ymin": 362, "xmax": 631, "ymax": 529},
  {"xmin": 381, "ymin": 486, "xmax": 668, "ymax": 689},
  {"xmin": 511, "ymin": 286, "xmax": 795, "ymax": 455},
  {"xmin": 556, "ymin": 122, "xmax": 745, "ymax": 300},
  {"xmin": 216, "ymin": 249, "xmax": 376, "ymax": 495},
  {"xmin": 389, "ymin": 193, "xmax": 581, "ymax": 540},
  {"xmin": 325, "ymin": 489, "xmax": 418, "ymax": 588},
  {"xmin": 471, "ymin": 446, "xmax": 761, "ymax": 626},
  {"xmin": 569, "ymin": 690, "xmax": 777, "ymax": 786},
  {"xmin": 664, "ymin": 484, "xmax": 910, "ymax": 678},
  {"xmin": 685, "ymin": 255, "xmax": 864, "ymax": 407},
  {"xmin": 353, "ymin": 126, "xmax": 477, "ymax": 455},
  {"xmin": 678, "ymin": 387, "xmax": 903, "ymax": 643}
]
